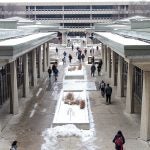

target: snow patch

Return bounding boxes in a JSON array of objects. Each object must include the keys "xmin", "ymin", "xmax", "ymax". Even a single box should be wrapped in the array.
[{"xmin": 41, "ymin": 124, "xmax": 97, "ymax": 150}]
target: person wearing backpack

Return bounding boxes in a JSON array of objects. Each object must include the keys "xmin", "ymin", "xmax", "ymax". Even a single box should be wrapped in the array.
[
  {"xmin": 10, "ymin": 141, "xmax": 17, "ymax": 150},
  {"xmin": 99, "ymin": 80, "xmax": 106, "ymax": 97},
  {"xmin": 105, "ymin": 83, "xmax": 112, "ymax": 104},
  {"xmin": 113, "ymin": 130, "xmax": 125, "ymax": 150}
]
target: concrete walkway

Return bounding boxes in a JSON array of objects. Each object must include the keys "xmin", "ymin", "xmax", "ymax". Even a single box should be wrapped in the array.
[{"xmin": 0, "ymin": 43, "xmax": 150, "ymax": 150}]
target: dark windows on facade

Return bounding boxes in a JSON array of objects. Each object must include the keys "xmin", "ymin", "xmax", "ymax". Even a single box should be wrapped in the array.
[{"xmin": 64, "ymin": 5, "xmax": 90, "ymax": 10}]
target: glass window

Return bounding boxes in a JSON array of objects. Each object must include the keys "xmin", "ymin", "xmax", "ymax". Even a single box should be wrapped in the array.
[
  {"xmin": 92, "ymin": 5, "xmax": 113, "ymax": 9},
  {"xmin": 64, "ymin": 5, "xmax": 90, "ymax": 10}
]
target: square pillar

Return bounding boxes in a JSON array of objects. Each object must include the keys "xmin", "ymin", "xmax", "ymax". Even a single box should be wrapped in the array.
[
  {"xmin": 62, "ymin": 32, "xmax": 67, "ymax": 45},
  {"xmin": 47, "ymin": 42, "xmax": 50, "ymax": 68},
  {"xmin": 117, "ymin": 55, "xmax": 123, "ymax": 97},
  {"xmin": 104, "ymin": 45, "xmax": 107, "ymax": 72},
  {"xmin": 38, "ymin": 45, "xmax": 43, "ymax": 78},
  {"xmin": 107, "ymin": 47, "xmax": 111, "ymax": 78},
  {"xmin": 32, "ymin": 49, "xmax": 37, "ymax": 87},
  {"xmin": 101, "ymin": 43, "xmax": 104, "ymax": 62},
  {"xmin": 10, "ymin": 60, "xmax": 19, "ymax": 114},
  {"xmin": 140, "ymin": 71, "xmax": 150, "ymax": 141},
  {"xmin": 43, "ymin": 43, "xmax": 47, "ymax": 72},
  {"xmin": 23, "ymin": 54, "xmax": 29, "ymax": 97},
  {"xmin": 111, "ymin": 50, "xmax": 117, "ymax": 86},
  {"xmin": 125, "ymin": 63, "xmax": 134, "ymax": 113}
]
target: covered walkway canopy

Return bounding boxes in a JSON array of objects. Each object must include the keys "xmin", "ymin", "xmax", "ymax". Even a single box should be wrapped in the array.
[
  {"xmin": 0, "ymin": 32, "xmax": 56, "ymax": 67},
  {"xmin": 95, "ymin": 32, "xmax": 150, "ymax": 71}
]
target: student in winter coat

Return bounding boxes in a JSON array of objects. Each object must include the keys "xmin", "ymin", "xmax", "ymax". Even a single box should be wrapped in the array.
[
  {"xmin": 68, "ymin": 54, "xmax": 72, "ymax": 63},
  {"xmin": 113, "ymin": 130, "xmax": 125, "ymax": 150},
  {"xmin": 54, "ymin": 67, "xmax": 59, "ymax": 81},
  {"xmin": 97, "ymin": 64, "xmax": 101, "ymax": 76},
  {"xmin": 105, "ymin": 84, "xmax": 112, "ymax": 104},
  {"xmin": 47, "ymin": 66, "xmax": 52, "ymax": 78},
  {"xmin": 91, "ymin": 63, "xmax": 96, "ymax": 77},
  {"xmin": 99, "ymin": 80, "xmax": 106, "ymax": 97},
  {"xmin": 52, "ymin": 63, "xmax": 57, "ymax": 74},
  {"xmin": 10, "ymin": 141, "xmax": 17, "ymax": 150},
  {"xmin": 81, "ymin": 53, "xmax": 85, "ymax": 62}
]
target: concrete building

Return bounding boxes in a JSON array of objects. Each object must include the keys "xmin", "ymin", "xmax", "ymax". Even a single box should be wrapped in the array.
[{"xmin": 0, "ymin": 0, "xmax": 150, "ymax": 147}]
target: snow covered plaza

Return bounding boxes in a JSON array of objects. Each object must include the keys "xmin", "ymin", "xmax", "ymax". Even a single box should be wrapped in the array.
[{"xmin": 1, "ymin": 0, "xmax": 150, "ymax": 150}]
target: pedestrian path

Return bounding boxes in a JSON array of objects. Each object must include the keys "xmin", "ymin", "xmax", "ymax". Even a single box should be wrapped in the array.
[{"xmin": 0, "ymin": 42, "xmax": 150, "ymax": 150}]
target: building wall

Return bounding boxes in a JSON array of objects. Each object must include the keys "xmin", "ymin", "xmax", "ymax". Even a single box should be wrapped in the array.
[{"xmin": 0, "ymin": 2, "xmax": 150, "ymax": 28}]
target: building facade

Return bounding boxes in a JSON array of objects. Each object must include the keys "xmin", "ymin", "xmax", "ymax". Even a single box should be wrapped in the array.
[{"xmin": 0, "ymin": 0, "xmax": 150, "ymax": 29}]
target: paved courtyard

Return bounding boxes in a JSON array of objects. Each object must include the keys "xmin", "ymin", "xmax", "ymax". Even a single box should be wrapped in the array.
[{"xmin": 0, "ymin": 43, "xmax": 150, "ymax": 150}]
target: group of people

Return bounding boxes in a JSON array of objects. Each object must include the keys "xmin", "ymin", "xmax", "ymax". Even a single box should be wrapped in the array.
[
  {"xmin": 99, "ymin": 80, "xmax": 112, "ymax": 104},
  {"xmin": 48, "ymin": 62, "xmax": 59, "ymax": 81},
  {"xmin": 90, "ymin": 59, "xmax": 103, "ymax": 77}
]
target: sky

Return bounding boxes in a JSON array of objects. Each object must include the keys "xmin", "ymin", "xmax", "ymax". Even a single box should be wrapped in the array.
[{"xmin": 0, "ymin": 0, "xmax": 150, "ymax": 3}]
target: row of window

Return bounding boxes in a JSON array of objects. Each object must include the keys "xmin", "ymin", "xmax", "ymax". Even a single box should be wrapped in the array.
[
  {"xmin": 26, "ymin": 5, "xmax": 128, "ymax": 10},
  {"xmin": 28, "ymin": 14, "xmax": 115, "ymax": 19}
]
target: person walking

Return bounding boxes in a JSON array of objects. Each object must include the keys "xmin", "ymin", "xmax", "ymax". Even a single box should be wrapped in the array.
[
  {"xmin": 48, "ymin": 66, "xmax": 52, "ymax": 78},
  {"xmin": 84, "ymin": 48, "xmax": 87, "ymax": 56},
  {"xmin": 91, "ymin": 63, "xmax": 96, "ymax": 77},
  {"xmin": 62, "ymin": 57, "xmax": 66, "ymax": 65},
  {"xmin": 68, "ymin": 54, "xmax": 72, "ymax": 63},
  {"xmin": 97, "ymin": 63, "xmax": 101, "ymax": 76},
  {"xmin": 81, "ymin": 53, "xmax": 85, "ymax": 62},
  {"xmin": 105, "ymin": 84, "xmax": 112, "ymax": 104},
  {"xmin": 10, "ymin": 141, "xmax": 17, "ymax": 150},
  {"xmin": 53, "ymin": 67, "xmax": 59, "ymax": 81},
  {"xmin": 72, "ymin": 44, "xmax": 74, "ymax": 51},
  {"xmin": 52, "ymin": 63, "xmax": 57, "ymax": 74},
  {"xmin": 63, "ymin": 51, "xmax": 67, "ymax": 57},
  {"xmin": 99, "ymin": 80, "xmax": 106, "ymax": 97},
  {"xmin": 113, "ymin": 130, "xmax": 125, "ymax": 150}
]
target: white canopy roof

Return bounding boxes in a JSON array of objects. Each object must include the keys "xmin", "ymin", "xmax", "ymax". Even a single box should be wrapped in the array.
[{"xmin": 0, "ymin": 0, "xmax": 149, "ymax": 3}]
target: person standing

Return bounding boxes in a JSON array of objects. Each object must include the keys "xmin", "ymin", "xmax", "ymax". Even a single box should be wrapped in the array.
[
  {"xmin": 10, "ymin": 141, "xmax": 17, "ymax": 150},
  {"xmin": 99, "ymin": 80, "xmax": 106, "ymax": 97},
  {"xmin": 105, "ymin": 84, "xmax": 112, "ymax": 104},
  {"xmin": 113, "ymin": 130, "xmax": 125, "ymax": 150},
  {"xmin": 91, "ymin": 63, "xmax": 96, "ymax": 77},
  {"xmin": 68, "ymin": 54, "xmax": 72, "ymax": 63},
  {"xmin": 96, "ymin": 45, "xmax": 99, "ymax": 51},
  {"xmin": 48, "ymin": 66, "xmax": 52, "ymax": 78},
  {"xmin": 91, "ymin": 56, "xmax": 95, "ymax": 64}
]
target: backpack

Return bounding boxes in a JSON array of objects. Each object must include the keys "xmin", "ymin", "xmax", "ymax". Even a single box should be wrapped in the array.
[{"xmin": 115, "ymin": 136, "xmax": 123, "ymax": 146}]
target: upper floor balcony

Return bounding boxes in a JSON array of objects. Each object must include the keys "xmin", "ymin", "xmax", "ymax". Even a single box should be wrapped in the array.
[
  {"xmin": 26, "ymin": 9, "xmax": 128, "ymax": 15},
  {"xmin": 34, "ymin": 17, "xmax": 113, "ymax": 24}
]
